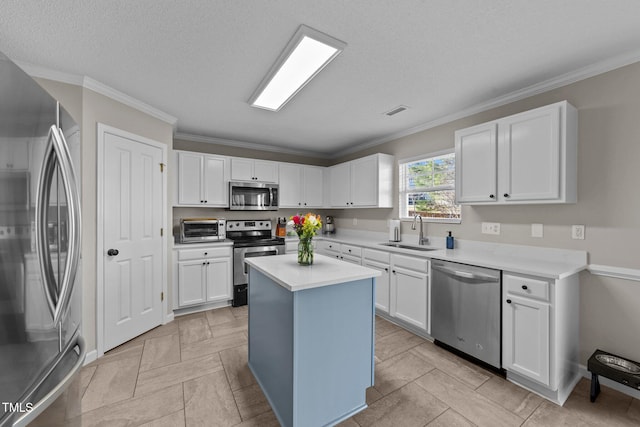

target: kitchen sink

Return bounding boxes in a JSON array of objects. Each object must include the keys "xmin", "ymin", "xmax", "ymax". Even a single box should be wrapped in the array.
[{"xmin": 379, "ymin": 242, "xmax": 438, "ymax": 252}]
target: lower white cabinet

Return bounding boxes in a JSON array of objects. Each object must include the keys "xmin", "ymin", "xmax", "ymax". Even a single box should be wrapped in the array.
[
  {"xmin": 501, "ymin": 271, "xmax": 579, "ymax": 404},
  {"xmin": 174, "ymin": 245, "xmax": 232, "ymax": 309},
  {"xmin": 316, "ymin": 241, "xmax": 362, "ymax": 265},
  {"xmin": 503, "ymin": 289, "xmax": 550, "ymax": 385},
  {"xmin": 390, "ymin": 254, "xmax": 429, "ymax": 332},
  {"xmin": 363, "ymin": 249, "xmax": 391, "ymax": 314}
]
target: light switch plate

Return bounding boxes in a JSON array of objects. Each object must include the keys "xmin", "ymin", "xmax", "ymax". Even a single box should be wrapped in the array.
[
  {"xmin": 481, "ymin": 222, "xmax": 501, "ymax": 235},
  {"xmin": 531, "ymin": 223, "xmax": 543, "ymax": 238},
  {"xmin": 571, "ymin": 225, "xmax": 585, "ymax": 240}
]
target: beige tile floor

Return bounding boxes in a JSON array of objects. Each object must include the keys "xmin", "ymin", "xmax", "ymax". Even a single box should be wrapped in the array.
[{"xmin": 33, "ymin": 306, "xmax": 640, "ymax": 426}]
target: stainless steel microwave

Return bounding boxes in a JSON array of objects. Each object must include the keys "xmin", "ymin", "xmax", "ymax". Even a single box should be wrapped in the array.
[
  {"xmin": 179, "ymin": 218, "xmax": 226, "ymax": 243},
  {"xmin": 229, "ymin": 181, "xmax": 278, "ymax": 211}
]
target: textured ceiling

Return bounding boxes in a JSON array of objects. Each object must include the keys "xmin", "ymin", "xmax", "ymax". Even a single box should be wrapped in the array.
[{"xmin": 2, "ymin": 1, "xmax": 640, "ymax": 157}]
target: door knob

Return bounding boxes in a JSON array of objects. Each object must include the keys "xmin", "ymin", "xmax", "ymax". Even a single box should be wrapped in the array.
[{"xmin": 107, "ymin": 249, "xmax": 119, "ymax": 256}]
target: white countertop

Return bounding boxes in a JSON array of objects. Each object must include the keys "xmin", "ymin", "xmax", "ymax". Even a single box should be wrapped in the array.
[
  {"xmin": 245, "ymin": 253, "xmax": 381, "ymax": 292},
  {"xmin": 315, "ymin": 231, "xmax": 587, "ymax": 280},
  {"xmin": 173, "ymin": 240, "xmax": 234, "ymax": 249}
]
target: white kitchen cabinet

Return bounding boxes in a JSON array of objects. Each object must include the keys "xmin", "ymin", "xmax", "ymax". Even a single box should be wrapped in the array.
[
  {"xmin": 390, "ymin": 254, "xmax": 429, "ymax": 331},
  {"xmin": 316, "ymin": 241, "xmax": 362, "ymax": 265},
  {"xmin": 175, "ymin": 150, "xmax": 229, "ymax": 207},
  {"xmin": 328, "ymin": 153, "xmax": 394, "ymax": 208},
  {"xmin": 501, "ymin": 271, "xmax": 580, "ymax": 404},
  {"xmin": 231, "ymin": 157, "xmax": 278, "ymax": 182},
  {"xmin": 0, "ymin": 138, "xmax": 29, "ymax": 170},
  {"xmin": 455, "ymin": 101, "xmax": 577, "ymax": 204},
  {"xmin": 174, "ymin": 245, "xmax": 232, "ymax": 309},
  {"xmin": 363, "ymin": 248, "xmax": 391, "ymax": 314},
  {"xmin": 278, "ymin": 163, "xmax": 324, "ymax": 208},
  {"xmin": 503, "ymin": 290, "xmax": 550, "ymax": 386}
]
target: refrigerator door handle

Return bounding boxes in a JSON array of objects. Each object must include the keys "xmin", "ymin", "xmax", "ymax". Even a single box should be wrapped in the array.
[
  {"xmin": 36, "ymin": 126, "xmax": 60, "ymax": 319},
  {"xmin": 12, "ymin": 332, "xmax": 86, "ymax": 427},
  {"xmin": 36, "ymin": 124, "xmax": 82, "ymax": 325}
]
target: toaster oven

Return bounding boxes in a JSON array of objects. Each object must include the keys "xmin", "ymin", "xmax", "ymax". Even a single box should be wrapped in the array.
[{"xmin": 179, "ymin": 218, "xmax": 226, "ymax": 243}]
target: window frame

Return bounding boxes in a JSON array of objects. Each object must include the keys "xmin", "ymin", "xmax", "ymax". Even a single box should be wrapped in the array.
[{"xmin": 398, "ymin": 149, "xmax": 461, "ymax": 224}]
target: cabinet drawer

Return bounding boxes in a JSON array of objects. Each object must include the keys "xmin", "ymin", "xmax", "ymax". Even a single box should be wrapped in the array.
[
  {"xmin": 178, "ymin": 246, "xmax": 230, "ymax": 261},
  {"xmin": 504, "ymin": 273, "xmax": 549, "ymax": 302},
  {"xmin": 391, "ymin": 254, "xmax": 429, "ymax": 272},
  {"xmin": 363, "ymin": 248, "xmax": 390, "ymax": 264},
  {"xmin": 341, "ymin": 244, "xmax": 361, "ymax": 257},
  {"xmin": 318, "ymin": 240, "xmax": 340, "ymax": 253}
]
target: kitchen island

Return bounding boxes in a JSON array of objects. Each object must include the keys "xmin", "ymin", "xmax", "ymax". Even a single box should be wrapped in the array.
[{"xmin": 245, "ymin": 253, "xmax": 380, "ymax": 427}]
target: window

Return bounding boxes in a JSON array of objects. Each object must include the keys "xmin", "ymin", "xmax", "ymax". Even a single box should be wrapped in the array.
[{"xmin": 399, "ymin": 150, "xmax": 461, "ymax": 222}]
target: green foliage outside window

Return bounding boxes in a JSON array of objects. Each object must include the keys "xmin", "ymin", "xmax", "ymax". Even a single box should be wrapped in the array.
[{"xmin": 400, "ymin": 152, "xmax": 461, "ymax": 221}]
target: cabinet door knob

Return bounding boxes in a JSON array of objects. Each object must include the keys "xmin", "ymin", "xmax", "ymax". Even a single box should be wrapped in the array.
[
  {"xmin": 504, "ymin": 193, "xmax": 510, "ymax": 198},
  {"xmin": 522, "ymin": 285, "xmax": 528, "ymax": 290},
  {"xmin": 204, "ymin": 252, "xmax": 208, "ymax": 256},
  {"xmin": 384, "ymin": 268, "xmax": 389, "ymax": 272},
  {"xmin": 489, "ymin": 194, "xmax": 495, "ymax": 199},
  {"xmin": 392, "ymin": 270, "xmax": 396, "ymax": 274},
  {"xmin": 107, "ymin": 249, "xmax": 119, "ymax": 256},
  {"xmin": 506, "ymin": 299, "xmax": 512, "ymax": 304}
]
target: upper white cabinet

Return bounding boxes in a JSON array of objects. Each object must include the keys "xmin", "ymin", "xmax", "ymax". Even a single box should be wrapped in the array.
[
  {"xmin": 279, "ymin": 163, "xmax": 324, "ymax": 208},
  {"xmin": 231, "ymin": 157, "xmax": 278, "ymax": 182},
  {"xmin": 328, "ymin": 153, "xmax": 394, "ymax": 208},
  {"xmin": 174, "ymin": 150, "xmax": 229, "ymax": 207},
  {"xmin": 455, "ymin": 101, "xmax": 577, "ymax": 204},
  {"xmin": 0, "ymin": 138, "xmax": 30, "ymax": 170}
]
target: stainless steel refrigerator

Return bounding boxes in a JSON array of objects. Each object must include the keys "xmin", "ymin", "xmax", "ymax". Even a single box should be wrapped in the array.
[{"xmin": 0, "ymin": 52, "xmax": 84, "ymax": 426}]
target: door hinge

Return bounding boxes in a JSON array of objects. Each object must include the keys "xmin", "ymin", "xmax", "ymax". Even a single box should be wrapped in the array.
[
  {"xmin": 161, "ymin": 291, "xmax": 164, "ymax": 302},
  {"xmin": 160, "ymin": 228, "xmax": 164, "ymax": 236},
  {"xmin": 160, "ymin": 162, "xmax": 165, "ymax": 172}
]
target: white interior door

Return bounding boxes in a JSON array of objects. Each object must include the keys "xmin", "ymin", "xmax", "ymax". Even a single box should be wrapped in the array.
[{"xmin": 103, "ymin": 129, "xmax": 164, "ymax": 351}]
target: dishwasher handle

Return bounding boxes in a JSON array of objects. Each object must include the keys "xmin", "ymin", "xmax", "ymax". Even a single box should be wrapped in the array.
[{"xmin": 432, "ymin": 263, "xmax": 500, "ymax": 282}]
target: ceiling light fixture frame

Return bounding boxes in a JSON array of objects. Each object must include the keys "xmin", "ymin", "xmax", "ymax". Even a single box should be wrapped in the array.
[{"xmin": 248, "ymin": 24, "xmax": 346, "ymax": 112}]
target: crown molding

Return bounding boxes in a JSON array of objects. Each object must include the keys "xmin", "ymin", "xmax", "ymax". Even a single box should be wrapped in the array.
[
  {"xmin": 14, "ymin": 60, "xmax": 177, "ymax": 128},
  {"xmin": 333, "ymin": 49, "xmax": 640, "ymax": 158},
  {"xmin": 174, "ymin": 132, "xmax": 331, "ymax": 159}
]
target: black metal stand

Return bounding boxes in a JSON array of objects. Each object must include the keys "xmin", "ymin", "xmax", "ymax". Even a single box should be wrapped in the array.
[
  {"xmin": 590, "ymin": 373, "xmax": 601, "ymax": 402},
  {"xmin": 587, "ymin": 349, "xmax": 640, "ymax": 403}
]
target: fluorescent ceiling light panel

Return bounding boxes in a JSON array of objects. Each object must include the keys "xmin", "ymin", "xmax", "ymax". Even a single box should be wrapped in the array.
[{"xmin": 249, "ymin": 25, "xmax": 346, "ymax": 111}]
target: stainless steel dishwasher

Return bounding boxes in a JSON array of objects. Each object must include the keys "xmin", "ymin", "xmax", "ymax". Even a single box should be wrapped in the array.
[{"xmin": 431, "ymin": 260, "xmax": 501, "ymax": 369}]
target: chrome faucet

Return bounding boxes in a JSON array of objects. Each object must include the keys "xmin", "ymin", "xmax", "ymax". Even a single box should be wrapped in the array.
[{"xmin": 412, "ymin": 214, "xmax": 429, "ymax": 245}]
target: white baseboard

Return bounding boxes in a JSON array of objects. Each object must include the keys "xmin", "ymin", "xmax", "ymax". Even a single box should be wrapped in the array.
[
  {"xmin": 83, "ymin": 349, "xmax": 98, "ymax": 366},
  {"xmin": 579, "ymin": 364, "xmax": 640, "ymax": 400},
  {"xmin": 164, "ymin": 311, "xmax": 175, "ymax": 324}
]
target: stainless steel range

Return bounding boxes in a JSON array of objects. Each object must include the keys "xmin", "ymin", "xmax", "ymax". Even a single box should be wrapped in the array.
[{"xmin": 226, "ymin": 220, "xmax": 285, "ymax": 306}]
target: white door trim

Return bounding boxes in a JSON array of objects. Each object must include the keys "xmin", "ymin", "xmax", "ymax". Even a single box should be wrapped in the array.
[{"xmin": 96, "ymin": 123, "xmax": 168, "ymax": 357}]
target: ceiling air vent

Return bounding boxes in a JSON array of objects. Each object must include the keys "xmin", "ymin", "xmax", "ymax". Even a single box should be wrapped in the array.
[{"xmin": 384, "ymin": 105, "xmax": 409, "ymax": 116}]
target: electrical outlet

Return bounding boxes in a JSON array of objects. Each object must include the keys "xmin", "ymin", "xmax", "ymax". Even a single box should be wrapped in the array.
[
  {"xmin": 531, "ymin": 223, "xmax": 544, "ymax": 238},
  {"xmin": 353, "ymin": 217, "xmax": 358, "ymax": 226},
  {"xmin": 481, "ymin": 222, "xmax": 501, "ymax": 235},
  {"xmin": 571, "ymin": 225, "xmax": 585, "ymax": 240}
]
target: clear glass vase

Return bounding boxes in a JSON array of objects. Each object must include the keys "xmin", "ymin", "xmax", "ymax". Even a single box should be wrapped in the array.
[{"xmin": 298, "ymin": 237, "xmax": 313, "ymax": 265}]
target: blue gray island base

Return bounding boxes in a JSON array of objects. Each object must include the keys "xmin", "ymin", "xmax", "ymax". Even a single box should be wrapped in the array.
[{"xmin": 247, "ymin": 267, "xmax": 375, "ymax": 427}]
